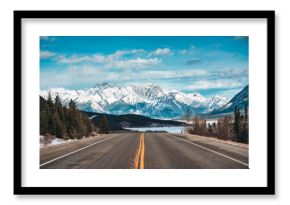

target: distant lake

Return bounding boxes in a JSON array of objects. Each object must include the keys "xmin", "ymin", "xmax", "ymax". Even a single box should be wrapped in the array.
[{"xmin": 125, "ymin": 126, "xmax": 185, "ymax": 133}]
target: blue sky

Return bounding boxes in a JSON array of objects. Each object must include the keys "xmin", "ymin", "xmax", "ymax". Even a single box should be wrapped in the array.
[{"xmin": 40, "ymin": 36, "xmax": 248, "ymax": 98}]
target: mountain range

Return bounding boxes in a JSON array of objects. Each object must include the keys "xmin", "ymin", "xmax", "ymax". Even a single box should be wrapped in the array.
[{"xmin": 40, "ymin": 83, "xmax": 237, "ymax": 119}]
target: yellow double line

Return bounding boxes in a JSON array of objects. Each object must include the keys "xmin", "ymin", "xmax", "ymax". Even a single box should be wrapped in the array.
[{"xmin": 134, "ymin": 133, "xmax": 145, "ymax": 169}]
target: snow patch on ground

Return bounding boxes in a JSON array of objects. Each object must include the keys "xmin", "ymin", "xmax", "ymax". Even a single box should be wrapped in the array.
[
  {"xmin": 50, "ymin": 138, "xmax": 66, "ymax": 145},
  {"xmin": 40, "ymin": 135, "xmax": 75, "ymax": 148}
]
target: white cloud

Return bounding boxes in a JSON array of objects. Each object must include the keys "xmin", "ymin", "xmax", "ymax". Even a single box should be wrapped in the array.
[
  {"xmin": 56, "ymin": 54, "xmax": 91, "ymax": 64},
  {"xmin": 41, "ymin": 66, "xmax": 208, "ymax": 89},
  {"xmin": 125, "ymin": 58, "xmax": 161, "ymax": 66},
  {"xmin": 149, "ymin": 48, "xmax": 172, "ymax": 56},
  {"xmin": 41, "ymin": 66, "xmax": 105, "ymax": 88},
  {"xmin": 52, "ymin": 50, "xmax": 161, "ymax": 69},
  {"xmin": 92, "ymin": 54, "xmax": 107, "ymax": 63},
  {"xmin": 56, "ymin": 54, "xmax": 107, "ymax": 64},
  {"xmin": 140, "ymin": 69, "xmax": 207, "ymax": 79},
  {"xmin": 107, "ymin": 49, "xmax": 145, "ymax": 60},
  {"xmin": 131, "ymin": 49, "xmax": 146, "ymax": 54},
  {"xmin": 218, "ymin": 68, "xmax": 248, "ymax": 78},
  {"xmin": 105, "ymin": 50, "xmax": 161, "ymax": 68},
  {"xmin": 185, "ymin": 80, "xmax": 243, "ymax": 90},
  {"xmin": 40, "ymin": 51, "xmax": 56, "ymax": 59},
  {"xmin": 106, "ymin": 58, "xmax": 161, "ymax": 69},
  {"xmin": 107, "ymin": 50, "xmax": 126, "ymax": 60}
]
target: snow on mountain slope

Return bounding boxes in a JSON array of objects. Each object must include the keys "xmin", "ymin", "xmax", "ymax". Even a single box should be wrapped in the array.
[
  {"xmin": 204, "ymin": 95, "xmax": 229, "ymax": 111},
  {"xmin": 210, "ymin": 85, "xmax": 248, "ymax": 115},
  {"xmin": 40, "ymin": 83, "xmax": 229, "ymax": 118}
]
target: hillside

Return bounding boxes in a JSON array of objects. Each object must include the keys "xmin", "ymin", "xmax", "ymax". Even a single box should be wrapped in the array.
[{"xmin": 84, "ymin": 111, "xmax": 186, "ymax": 130}]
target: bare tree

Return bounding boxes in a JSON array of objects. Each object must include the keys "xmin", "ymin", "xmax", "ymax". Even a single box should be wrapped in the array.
[
  {"xmin": 183, "ymin": 107, "xmax": 192, "ymax": 133},
  {"xmin": 183, "ymin": 107, "xmax": 192, "ymax": 124}
]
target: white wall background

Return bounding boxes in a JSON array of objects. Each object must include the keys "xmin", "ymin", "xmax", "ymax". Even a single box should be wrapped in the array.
[{"xmin": 0, "ymin": 0, "xmax": 286, "ymax": 204}]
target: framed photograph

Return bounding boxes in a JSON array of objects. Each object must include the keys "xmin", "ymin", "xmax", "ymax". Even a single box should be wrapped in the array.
[{"xmin": 14, "ymin": 10, "xmax": 275, "ymax": 195}]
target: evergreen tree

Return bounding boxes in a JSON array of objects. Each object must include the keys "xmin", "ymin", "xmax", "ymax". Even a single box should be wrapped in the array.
[
  {"xmin": 55, "ymin": 93, "xmax": 65, "ymax": 123},
  {"xmin": 234, "ymin": 106, "xmax": 241, "ymax": 142},
  {"xmin": 244, "ymin": 104, "xmax": 248, "ymax": 121},
  {"xmin": 47, "ymin": 92, "xmax": 54, "ymax": 109},
  {"xmin": 48, "ymin": 112, "xmax": 57, "ymax": 136},
  {"xmin": 40, "ymin": 97, "xmax": 49, "ymax": 135},
  {"xmin": 86, "ymin": 119, "xmax": 93, "ymax": 135},
  {"xmin": 40, "ymin": 96, "xmax": 96, "ymax": 140},
  {"xmin": 68, "ymin": 99, "xmax": 77, "ymax": 110},
  {"xmin": 54, "ymin": 94, "xmax": 62, "ymax": 109},
  {"xmin": 54, "ymin": 111, "xmax": 63, "ymax": 138},
  {"xmin": 67, "ymin": 99, "xmax": 78, "ymax": 138},
  {"xmin": 223, "ymin": 116, "xmax": 233, "ymax": 140},
  {"xmin": 99, "ymin": 116, "xmax": 109, "ymax": 134},
  {"xmin": 243, "ymin": 103, "xmax": 249, "ymax": 143},
  {"xmin": 217, "ymin": 120, "xmax": 222, "ymax": 139}
]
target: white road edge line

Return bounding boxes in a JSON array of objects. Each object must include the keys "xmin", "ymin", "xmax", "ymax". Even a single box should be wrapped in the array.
[
  {"xmin": 40, "ymin": 135, "xmax": 119, "ymax": 167},
  {"xmin": 169, "ymin": 134, "xmax": 249, "ymax": 167}
]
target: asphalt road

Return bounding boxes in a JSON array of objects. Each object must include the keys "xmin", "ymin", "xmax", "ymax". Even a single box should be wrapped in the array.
[{"xmin": 40, "ymin": 132, "xmax": 249, "ymax": 169}]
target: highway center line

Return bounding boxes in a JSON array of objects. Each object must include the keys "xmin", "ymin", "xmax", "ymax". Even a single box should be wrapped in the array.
[
  {"xmin": 134, "ymin": 134, "xmax": 142, "ymax": 169},
  {"xmin": 139, "ymin": 133, "xmax": 145, "ymax": 169},
  {"xmin": 134, "ymin": 133, "xmax": 145, "ymax": 169},
  {"xmin": 40, "ymin": 134, "xmax": 120, "ymax": 167},
  {"xmin": 168, "ymin": 134, "xmax": 249, "ymax": 167}
]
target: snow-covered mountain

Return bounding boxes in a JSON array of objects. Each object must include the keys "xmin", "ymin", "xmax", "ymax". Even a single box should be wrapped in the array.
[
  {"xmin": 210, "ymin": 85, "xmax": 248, "ymax": 115},
  {"xmin": 204, "ymin": 95, "xmax": 229, "ymax": 111},
  {"xmin": 40, "ymin": 83, "xmax": 229, "ymax": 119}
]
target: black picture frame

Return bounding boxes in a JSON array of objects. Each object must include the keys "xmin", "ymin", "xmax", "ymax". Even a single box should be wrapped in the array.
[{"xmin": 14, "ymin": 10, "xmax": 275, "ymax": 195}]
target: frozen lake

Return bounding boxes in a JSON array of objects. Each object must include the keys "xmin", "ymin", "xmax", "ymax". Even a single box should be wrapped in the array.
[{"xmin": 125, "ymin": 126, "xmax": 185, "ymax": 134}]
